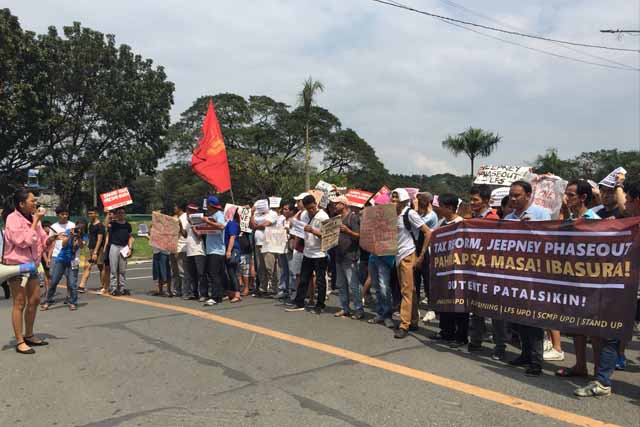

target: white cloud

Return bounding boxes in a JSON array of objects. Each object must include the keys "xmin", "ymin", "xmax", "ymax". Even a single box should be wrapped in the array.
[{"xmin": 6, "ymin": 0, "xmax": 639, "ymax": 176}]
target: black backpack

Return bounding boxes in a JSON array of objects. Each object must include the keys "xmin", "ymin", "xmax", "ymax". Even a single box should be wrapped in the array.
[{"xmin": 402, "ymin": 208, "xmax": 420, "ymax": 247}]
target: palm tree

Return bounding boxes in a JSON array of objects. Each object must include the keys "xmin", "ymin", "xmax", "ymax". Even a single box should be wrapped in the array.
[
  {"xmin": 441, "ymin": 127, "xmax": 502, "ymax": 177},
  {"xmin": 298, "ymin": 77, "xmax": 324, "ymax": 190}
]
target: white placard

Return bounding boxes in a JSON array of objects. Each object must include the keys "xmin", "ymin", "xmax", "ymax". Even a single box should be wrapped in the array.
[
  {"xmin": 290, "ymin": 219, "xmax": 306, "ymax": 239},
  {"xmin": 599, "ymin": 167, "xmax": 627, "ymax": 188},
  {"xmin": 255, "ymin": 199, "xmax": 269, "ymax": 214},
  {"xmin": 269, "ymin": 197, "xmax": 282, "ymax": 208},
  {"xmin": 474, "ymin": 165, "xmax": 531, "ymax": 186}
]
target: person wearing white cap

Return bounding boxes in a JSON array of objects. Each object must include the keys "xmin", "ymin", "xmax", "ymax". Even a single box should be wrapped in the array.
[{"xmin": 390, "ymin": 188, "xmax": 431, "ymax": 338}]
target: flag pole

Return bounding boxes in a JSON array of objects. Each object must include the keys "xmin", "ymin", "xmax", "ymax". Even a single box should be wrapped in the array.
[{"xmin": 229, "ymin": 186, "xmax": 236, "ymax": 205}]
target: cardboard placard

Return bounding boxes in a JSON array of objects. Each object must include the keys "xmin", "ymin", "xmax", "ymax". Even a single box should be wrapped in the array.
[
  {"xmin": 100, "ymin": 188, "xmax": 133, "ymax": 211},
  {"xmin": 224, "ymin": 203, "xmax": 239, "ymax": 221},
  {"xmin": 530, "ymin": 174, "xmax": 567, "ymax": 220},
  {"xmin": 238, "ymin": 207, "xmax": 252, "ymax": 233},
  {"xmin": 474, "ymin": 166, "xmax": 531, "ymax": 186},
  {"xmin": 269, "ymin": 197, "xmax": 282, "ymax": 209},
  {"xmin": 320, "ymin": 216, "xmax": 341, "ymax": 252},
  {"xmin": 149, "ymin": 211, "xmax": 180, "ymax": 253},
  {"xmin": 263, "ymin": 225, "xmax": 288, "ymax": 254},
  {"xmin": 345, "ymin": 189, "xmax": 374, "ymax": 208},
  {"xmin": 359, "ymin": 205, "xmax": 398, "ymax": 256}
]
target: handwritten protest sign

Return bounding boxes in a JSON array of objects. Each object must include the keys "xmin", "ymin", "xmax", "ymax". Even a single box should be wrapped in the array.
[
  {"xmin": 254, "ymin": 199, "xmax": 269, "ymax": 214},
  {"xmin": 345, "ymin": 189, "xmax": 374, "ymax": 208},
  {"xmin": 474, "ymin": 165, "xmax": 531, "ymax": 186},
  {"xmin": 238, "ymin": 207, "xmax": 252, "ymax": 233},
  {"xmin": 315, "ymin": 180, "xmax": 334, "ymax": 192},
  {"xmin": 290, "ymin": 219, "xmax": 306, "ymax": 238},
  {"xmin": 100, "ymin": 188, "xmax": 133, "ymax": 211},
  {"xmin": 599, "ymin": 167, "xmax": 627, "ymax": 188},
  {"xmin": 489, "ymin": 187, "xmax": 510, "ymax": 208},
  {"xmin": 224, "ymin": 204, "xmax": 239, "ymax": 221},
  {"xmin": 189, "ymin": 213, "xmax": 204, "ymax": 225},
  {"xmin": 359, "ymin": 205, "xmax": 398, "ymax": 256},
  {"xmin": 263, "ymin": 226, "xmax": 288, "ymax": 254},
  {"xmin": 530, "ymin": 174, "xmax": 567, "ymax": 220},
  {"xmin": 320, "ymin": 216, "xmax": 341, "ymax": 252},
  {"xmin": 269, "ymin": 197, "xmax": 282, "ymax": 209},
  {"xmin": 149, "ymin": 211, "xmax": 180, "ymax": 253},
  {"xmin": 430, "ymin": 218, "xmax": 640, "ymax": 340}
]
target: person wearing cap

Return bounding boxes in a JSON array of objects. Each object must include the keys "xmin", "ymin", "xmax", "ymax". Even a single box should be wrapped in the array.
[
  {"xmin": 250, "ymin": 199, "xmax": 279, "ymax": 297},
  {"xmin": 200, "ymin": 196, "xmax": 226, "ymax": 306},
  {"xmin": 390, "ymin": 188, "xmax": 431, "ymax": 338},
  {"xmin": 183, "ymin": 202, "xmax": 206, "ymax": 301},
  {"xmin": 285, "ymin": 194, "xmax": 330, "ymax": 314},
  {"xmin": 331, "ymin": 195, "xmax": 363, "ymax": 319}
]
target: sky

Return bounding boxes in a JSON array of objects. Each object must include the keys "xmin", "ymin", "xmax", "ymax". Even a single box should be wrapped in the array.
[{"xmin": 6, "ymin": 0, "xmax": 640, "ymax": 176}]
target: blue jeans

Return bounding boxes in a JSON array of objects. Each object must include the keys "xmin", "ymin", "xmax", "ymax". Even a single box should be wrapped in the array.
[
  {"xmin": 47, "ymin": 261, "xmax": 78, "ymax": 305},
  {"xmin": 277, "ymin": 253, "xmax": 291, "ymax": 296},
  {"xmin": 595, "ymin": 339, "xmax": 620, "ymax": 387},
  {"xmin": 369, "ymin": 259, "xmax": 393, "ymax": 319},
  {"xmin": 336, "ymin": 259, "xmax": 363, "ymax": 314}
]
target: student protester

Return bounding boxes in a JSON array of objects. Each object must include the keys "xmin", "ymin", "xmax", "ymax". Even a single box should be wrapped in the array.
[
  {"xmin": 505, "ymin": 180, "xmax": 551, "ymax": 377},
  {"xmin": 170, "ymin": 203, "xmax": 189, "ymax": 297},
  {"xmin": 287, "ymin": 193, "xmax": 309, "ymax": 304},
  {"xmin": 277, "ymin": 202, "xmax": 297, "ymax": 300},
  {"xmin": 237, "ymin": 227, "xmax": 255, "ymax": 297},
  {"xmin": 331, "ymin": 196, "xmax": 363, "ymax": 320},
  {"xmin": 554, "ymin": 180, "xmax": 602, "ymax": 377},
  {"xmin": 250, "ymin": 200, "xmax": 279, "ymax": 297},
  {"xmin": 47, "ymin": 206, "xmax": 75, "ymax": 269},
  {"xmin": 391, "ymin": 188, "xmax": 431, "ymax": 339},
  {"xmin": 105, "ymin": 207, "xmax": 134, "ymax": 296},
  {"xmin": 414, "ymin": 192, "xmax": 437, "ymax": 321},
  {"xmin": 224, "ymin": 209, "xmax": 242, "ymax": 303},
  {"xmin": 42, "ymin": 220, "xmax": 86, "ymax": 310},
  {"xmin": 78, "ymin": 207, "xmax": 105, "ymax": 293},
  {"xmin": 201, "ymin": 196, "xmax": 226, "ymax": 306},
  {"xmin": 285, "ymin": 194, "xmax": 330, "ymax": 314},
  {"xmin": 430, "ymin": 194, "xmax": 466, "ymax": 346},
  {"xmin": 2, "ymin": 189, "xmax": 49, "ymax": 354},
  {"xmin": 467, "ymin": 185, "xmax": 507, "ymax": 360},
  {"xmin": 99, "ymin": 211, "xmax": 114, "ymax": 295},
  {"xmin": 183, "ymin": 202, "xmax": 206, "ymax": 300}
]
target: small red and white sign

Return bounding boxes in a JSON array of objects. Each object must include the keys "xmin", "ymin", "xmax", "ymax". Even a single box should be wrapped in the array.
[
  {"xmin": 100, "ymin": 187, "xmax": 133, "ymax": 211},
  {"xmin": 345, "ymin": 189, "xmax": 374, "ymax": 208}
]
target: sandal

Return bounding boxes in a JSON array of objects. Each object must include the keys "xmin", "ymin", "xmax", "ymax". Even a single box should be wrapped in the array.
[
  {"xmin": 230, "ymin": 297, "xmax": 242, "ymax": 303},
  {"xmin": 69, "ymin": 304, "xmax": 77, "ymax": 311},
  {"xmin": 555, "ymin": 367, "xmax": 588, "ymax": 378},
  {"xmin": 15, "ymin": 341, "xmax": 35, "ymax": 354},
  {"xmin": 78, "ymin": 287, "xmax": 86, "ymax": 294},
  {"xmin": 40, "ymin": 303, "xmax": 49, "ymax": 311},
  {"xmin": 334, "ymin": 310, "xmax": 350, "ymax": 318},
  {"xmin": 24, "ymin": 336, "xmax": 48, "ymax": 347}
]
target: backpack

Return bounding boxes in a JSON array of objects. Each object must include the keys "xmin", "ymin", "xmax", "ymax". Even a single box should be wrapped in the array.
[{"xmin": 402, "ymin": 208, "xmax": 420, "ymax": 247}]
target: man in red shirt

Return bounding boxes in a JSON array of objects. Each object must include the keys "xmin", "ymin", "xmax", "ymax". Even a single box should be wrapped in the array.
[{"xmin": 467, "ymin": 184, "xmax": 507, "ymax": 360}]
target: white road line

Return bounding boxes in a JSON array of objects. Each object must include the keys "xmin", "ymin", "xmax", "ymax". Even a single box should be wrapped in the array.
[{"xmin": 127, "ymin": 276, "xmax": 153, "ymax": 280}]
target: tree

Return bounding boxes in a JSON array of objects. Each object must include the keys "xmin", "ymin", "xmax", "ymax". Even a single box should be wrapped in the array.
[
  {"xmin": 531, "ymin": 148, "xmax": 579, "ymax": 179},
  {"xmin": 442, "ymin": 127, "xmax": 502, "ymax": 177},
  {"xmin": 298, "ymin": 77, "xmax": 324, "ymax": 190}
]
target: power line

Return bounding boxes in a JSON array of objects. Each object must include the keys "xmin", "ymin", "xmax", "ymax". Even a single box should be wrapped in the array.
[
  {"xmin": 368, "ymin": 0, "xmax": 640, "ymax": 53},
  {"xmin": 434, "ymin": 0, "xmax": 639, "ymax": 70}
]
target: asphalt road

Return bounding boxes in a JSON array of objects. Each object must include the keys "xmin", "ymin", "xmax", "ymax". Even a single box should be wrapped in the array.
[{"xmin": 0, "ymin": 262, "xmax": 638, "ymax": 427}]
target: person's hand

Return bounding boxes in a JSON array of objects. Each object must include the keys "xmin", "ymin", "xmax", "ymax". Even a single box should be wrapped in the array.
[
  {"xmin": 91, "ymin": 253, "xmax": 98, "ymax": 262},
  {"xmin": 304, "ymin": 225, "xmax": 312, "ymax": 232},
  {"xmin": 225, "ymin": 251, "xmax": 231, "ymax": 260},
  {"xmin": 616, "ymin": 172, "xmax": 626, "ymax": 186},
  {"xmin": 127, "ymin": 246, "xmax": 133, "ymax": 258},
  {"xmin": 340, "ymin": 224, "xmax": 350, "ymax": 234},
  {"xmin": 34, "ymin": 207, "xmax": 46, "ymax": 220},
  {"xmin": 415, "ymin": 255, "xmax": 424, "ymax": 267},
  {"xmin": 56, "ymin": 232, "xmax": 66, "ymax": 240}
]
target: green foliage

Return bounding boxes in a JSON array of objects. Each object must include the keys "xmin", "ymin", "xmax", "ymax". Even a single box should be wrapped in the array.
[
  {"xmin": 0, "ymin": 10, "xmax": 174, "ymax": 209},
  {"xmin": 442, "ymin": 127, "xmax": 502, "ymax": 177},
  {"xmin": 531, "ymin": 148, "xmax": 640, "ymax": 182}
]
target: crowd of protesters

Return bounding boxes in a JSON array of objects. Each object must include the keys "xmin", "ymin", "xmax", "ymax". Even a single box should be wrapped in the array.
[{"xmin": 2, "ymin": 169, "xmax": 639, "ymax": 399}]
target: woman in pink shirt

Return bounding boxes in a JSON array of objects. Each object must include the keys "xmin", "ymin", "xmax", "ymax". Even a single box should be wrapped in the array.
[{"xmin": 2, "ymin": 189, "xmax": 49, "ymax": 354}]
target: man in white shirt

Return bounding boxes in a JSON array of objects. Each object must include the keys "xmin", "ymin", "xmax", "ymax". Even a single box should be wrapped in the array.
[
  {"xmin": 171, "ymin": 203, "xmax": 189, "ymax": 297},
  {"xmin": 250, "ymin": 201, "xmax": 279, "ymax": 296},
  {"xmin": 286, "ymin": 194, "xmax": 329, "ymax": 314},
  {"xmin": 391, "ymin": 189, "xmax": 431, "ymax": 338},
  {"xmin": 183, "ymin": 202, "xmax": 206, "ymax": 300}
]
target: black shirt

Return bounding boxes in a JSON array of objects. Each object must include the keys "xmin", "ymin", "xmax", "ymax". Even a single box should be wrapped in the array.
[
  {"xmin": 88, "ymin": 222, "xmax": 105, "ymax": 250},
  {"xmin": 109, "ymin": 221, "xmax": 132, "ymax": 247},
  {"xmin": 595, "ymin": 206, "xmax": 623, "ymax": 219},
  {"xmin": 335, "ymin": 212, "xmax": 360, "ymax": 263}
]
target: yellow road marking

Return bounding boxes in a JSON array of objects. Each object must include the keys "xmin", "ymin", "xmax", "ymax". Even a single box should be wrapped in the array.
[{"xmin": 89, "ymin": 291, "xmax": 619, "ymax": 427}]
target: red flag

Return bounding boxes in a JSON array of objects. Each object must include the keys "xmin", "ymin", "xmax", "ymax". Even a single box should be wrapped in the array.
[{"xmin": 191, "ymin": 100, "xmax": 231, "ymax": 192}]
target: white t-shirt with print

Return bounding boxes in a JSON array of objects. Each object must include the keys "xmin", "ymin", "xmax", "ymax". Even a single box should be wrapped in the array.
[
  {"xmin": 176, "ymin": 212, "xmax": 189, "ymax": 253},
  {"xmin": 50, "ymin": 221, "xmax": 76, "ymax": 259},
  {"xmin": 184, "ymin": 222, "xmax": 205, "ymax": 257},
  {"xmin": 396, "ymin": 207, "xmax": 425, "ymax": 262},
  {"xmin": 253, "ymin": 210, "xmax": 278, "ymax": 246},
  {"xmin": 301, "ymin": 209, "xmax": 329, "ymax": 259}
]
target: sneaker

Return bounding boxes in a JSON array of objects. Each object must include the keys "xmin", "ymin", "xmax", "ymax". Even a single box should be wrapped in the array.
[
  {"xmin": 367, "ymin": 316, "xmax": 384, "ymax": 324},
  {"xmin": 285, "ymin": 306, "xmax": 305, "ymax": 312},
  {"xmin": 492, "ymin": 348, "xmax": 506, "ymax": 361},
  {"xmin": 97, "ymin": 289, "xmax": 107, "ymax": 295},
  {"xmin": 121, "ymin": 289, "xmax": 131, "ymax": 296},
  {"xmin": 508, "ymin": 356, "xmax": 529, "ymax": 366},
  {"xmin": 525, "ymin": 367, "xmax": 542, "ymax": 377},
  {"xmin": 394, "ymin": 328, "xmax": 409, "ymax": 339},
  {"xmin": 392, "ymin": 311, "xmax": 400, "ymax": 320},
  {"xmin": 311, "ymin": 306, "xmax": 323, "ymax": 315},
  {"xmin": 204, "ymin": 299, "xmax": 216, "ymax": 306},
  {"xmin": 543, "ymin": 339, "xmax": 552, "ymax": 352},
  {"xmin": 422, "ymin": 310, "xmax": 436, "ymax": 323},
  {"xmin": 467, "ymin": 342, "xmax": 483, "ymax": 352},
  {"xmin": 274, "ymin": 292, "xmax": 287, "ymax": 300},
  {"xmin": 615, "ymin": 355, "xmax": 626, "ymax": 370},
  {"xmin": 574, "ymin": 381, "xmax": 611, "ymax": 397},
  {"xmin": 284, "ymin": 300, "xmax": 296, "ymax": 307},
  {"xmin": 384, "ymin": 318, "xmax": 396, "ymax": 329},
  {"xmin": 199, "ymin": 297, "xmax": 206, "ymax": 302},
  {"xmin": 543, "ymin": 348, "xmax": 565, "ymax": 361},
  {"xmin": 110, "ymin": 290, "xmax": 120, "ymax": 296}
]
